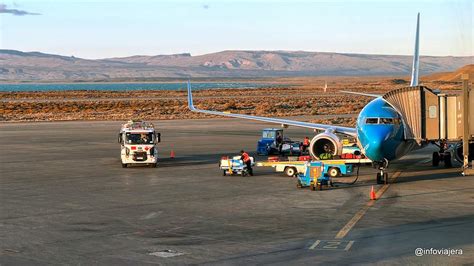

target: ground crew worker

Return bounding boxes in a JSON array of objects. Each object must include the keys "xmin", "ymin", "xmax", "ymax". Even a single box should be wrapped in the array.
[
  {"xmin": 302, "ymin": 136, "xmax": 310, "ymax": 153},
  {"xmin": 240, "ymin": 150, "xmax": 253, "ymax": 176},
  {"xmin": 140, "ymin": 133, "xmax": 149, "ymax": 144},
  {"xmin": 276, "ymin": 132, "xmax": 283, "ymax": 153},
  {"xmin": 319, "ymin": 144, "xmax": 333, "ymax": 160}
]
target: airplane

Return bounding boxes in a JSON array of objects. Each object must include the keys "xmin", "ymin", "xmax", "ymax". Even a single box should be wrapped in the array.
[{"xmin": 187, "ymin": 13, "xmax": 424, "ymax": 184}]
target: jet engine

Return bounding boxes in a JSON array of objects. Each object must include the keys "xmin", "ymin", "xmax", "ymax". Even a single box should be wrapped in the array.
[{"xmin": 309, "ymin": 130, "xmax": 343, "ymax": 159}]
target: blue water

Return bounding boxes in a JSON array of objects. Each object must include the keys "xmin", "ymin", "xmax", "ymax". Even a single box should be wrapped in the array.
[{"xmin": 0, "ymin": 82, "xmax": 279, "ymax": 92}]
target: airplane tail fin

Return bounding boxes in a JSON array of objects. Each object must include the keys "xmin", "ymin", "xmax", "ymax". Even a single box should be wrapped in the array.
[
  {"xmin": 187, "ymin": 80, "xmax": 196, "ymax": 111},
  {"xmin": 410, "ymin": 13, "xmax": 420, "ymax": 87}
]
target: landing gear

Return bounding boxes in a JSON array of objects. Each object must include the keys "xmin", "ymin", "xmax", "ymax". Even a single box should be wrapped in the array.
[
  {"xmin": 375, "ymin": 159, "xmax": 389, "ymax": 184},
  {"xmin": 376, "ymin": 171, "xmax": 388, "ymax": 184},
  {"xmin": 432, "ymin": 140, "xmax": 452, "ymax": 168},
  {"xmin": 443, "ymin": 153, "xmax": 452, "ymax": 168},
  {"xmin": 432, "ymin": 152, "xmax": 440, "ymax": 166}
]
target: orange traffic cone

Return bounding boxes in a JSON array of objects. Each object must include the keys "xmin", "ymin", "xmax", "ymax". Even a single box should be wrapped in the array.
[
  {"xmin": 370, "ymin": 185, "xmax": 377, "ymax": 200},
  {"xmin": 170, "ymin": 145, "xmax": 174, "ymax": 159}
]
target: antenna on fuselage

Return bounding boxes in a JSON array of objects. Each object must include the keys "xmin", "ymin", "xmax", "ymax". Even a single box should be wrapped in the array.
[{"xmin": 410, "ymin": 13, "xmax": 420, "ymax": 87}]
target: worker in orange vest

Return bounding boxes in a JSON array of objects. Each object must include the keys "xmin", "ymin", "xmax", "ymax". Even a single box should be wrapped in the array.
[
  {"xmin": 302, "ymin": 136, "xmax": 310, "ymax": 153},
  {"xmin": 240, "ymin": 150, "xmax": 253, "ymax": 176}
]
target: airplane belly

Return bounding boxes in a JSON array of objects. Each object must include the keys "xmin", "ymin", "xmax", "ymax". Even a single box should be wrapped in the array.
[{"xmin": 394, "ymin": 140, "xmax": 425, "ymax": 159}]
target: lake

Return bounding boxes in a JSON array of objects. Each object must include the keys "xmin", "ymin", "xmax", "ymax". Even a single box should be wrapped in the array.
[{"xmin": 0, "ymin": 82, "xmax": 281, "ymax": 92}]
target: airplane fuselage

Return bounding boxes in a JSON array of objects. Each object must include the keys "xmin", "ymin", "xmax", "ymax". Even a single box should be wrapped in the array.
[{"xmin": 356, "ymin": 97, "xmax": 422, "ymax": 164}]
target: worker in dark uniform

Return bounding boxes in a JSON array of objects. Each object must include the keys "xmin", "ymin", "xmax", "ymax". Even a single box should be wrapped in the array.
[
  {"xmin": 240, "ymin": 150, "xmax": 253, "ymax": 176},
  {"xmin": 276, "ymin": 132, "xmax": 283, "ymax": 153},
  {"xmin": 302, "ymin": 136, "xmax": 310, "ymax": 153}
]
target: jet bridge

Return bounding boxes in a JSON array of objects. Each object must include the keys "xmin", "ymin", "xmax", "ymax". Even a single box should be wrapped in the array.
[
  {"xmin": 382, "ymin": 80, "xmax": 473, "ymax": 173},
  {"xmin": 383, "ymin": 85, "xmax": 473, "ymax": 142},
  {"xmin": 383, "ymin": 86, "xmax": 440, "ymax": 144}
]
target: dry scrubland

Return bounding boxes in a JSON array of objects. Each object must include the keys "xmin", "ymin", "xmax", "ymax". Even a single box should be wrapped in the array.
[{"xmin": 0, "ymin": 77, "xmax": 465, "ymax": 127}]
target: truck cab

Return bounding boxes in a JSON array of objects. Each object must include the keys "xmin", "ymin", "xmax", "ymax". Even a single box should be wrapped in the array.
[
  {"xmin": 118, "ymin": 120, "xmax": 161, "ymax": 168},
  {"xmin": 257, "ymin": 128, "xmax": 301, "ymax": 156},
  {"xmin": 257, "ymin": 128, "xmax": 284, "ymax": 155}
]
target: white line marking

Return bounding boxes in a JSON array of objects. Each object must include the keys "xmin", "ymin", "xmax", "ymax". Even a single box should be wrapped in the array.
[
  {"xmin": 344, "ymin": 240, "xmax": 355, "ymax": 251},
  {"xmin": 309, "ymin": 240, "xmax": 321, "ymax": 250}
]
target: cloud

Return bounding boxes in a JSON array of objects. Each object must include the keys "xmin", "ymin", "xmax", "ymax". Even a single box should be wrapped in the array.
[{"xmin": 0, "ymin": 3, "xmax": 41, "ymax": 16}]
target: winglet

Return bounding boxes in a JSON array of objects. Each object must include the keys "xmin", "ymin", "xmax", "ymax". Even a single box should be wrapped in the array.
[
  {"xmin": 187, "ymin": 80, "xmax": 196, "ymax": 111},
  {"xmin": 410, "ymin": 13, "xmax": 420, "ymax": 87}
]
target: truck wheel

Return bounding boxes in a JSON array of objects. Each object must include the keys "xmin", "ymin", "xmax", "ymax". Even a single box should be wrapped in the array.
[
  {"xmin": 223, "ymin": 170, "xmax": 227, "ymax": 176},
  {"xmin": 444, "ymin": 153, "xmax": 452, "ymax": 168},
  {"xmin": 432, "ymin": 152, "xmax": 440, "ymax": 166},
  {"xmin": 122, "ymin": 163, "xmax": 128, "ymax": 168},
  {"xmin": 328, "ymin": 167, "xmax": 340, "ymax": 177},
  {"xmin": 150, "ymin": 163, "xmax": 157, "ymax": 168},
  {"xmin": 317, "ymin": 183, "xmax": 323, "ymax": 191},
  {"xmin": 285, "ymin": 167, "xmax": 297, "ymax": 177},
  {"xmin": 310, "ymin": 184, "xmax": 316, "ymax": 191},
  {"xmin": 241, "ymin": 171, "xmax": 247, "ymax": 177}
]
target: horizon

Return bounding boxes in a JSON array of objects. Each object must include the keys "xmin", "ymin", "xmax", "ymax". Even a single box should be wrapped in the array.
[
  {"xmin": 0, "ymin": 0, "xmax": 472, "ymax": 59},
  {"xmin": 2, "ymin": 48, "xmax": 473, "ymax": 60}
]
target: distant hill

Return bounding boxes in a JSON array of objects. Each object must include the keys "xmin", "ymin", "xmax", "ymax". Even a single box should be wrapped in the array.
[
  {"xmin": 423, "ymin": 64, "xmax": 474, "ymax": 82},
  {"xmin": 0, "ymin": 49, "xmax": 472, "ymax": 82}
]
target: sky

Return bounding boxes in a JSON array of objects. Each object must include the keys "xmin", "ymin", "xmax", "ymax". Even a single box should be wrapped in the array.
[{"xmin": 0, "ymin": 0, "xmax": 472, "ymax": 59}]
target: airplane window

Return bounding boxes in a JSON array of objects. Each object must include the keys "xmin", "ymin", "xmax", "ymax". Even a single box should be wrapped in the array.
[
  {"xmin": 380, "ymin": 118, "xmax": 394, "ymax": 124},
  {"xmin": 365, "ymin": 118, "xmax": 379, "ymax": 124},
  {"xmin": 393, "ymin": 118, "xmax": 401, "ymax": 125}
]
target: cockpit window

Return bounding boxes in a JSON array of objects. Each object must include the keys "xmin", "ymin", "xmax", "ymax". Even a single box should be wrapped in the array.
[
  {"xmin": 365, "ymin": 117, "xmax": 401, "ymax": 125},
  {"xmin": 365, "ymin": 118, "xmax": 379, "ymax": 124},
  {"xmin": 380, "ymin": 118, "xmax": 393, "ymax": 124}
]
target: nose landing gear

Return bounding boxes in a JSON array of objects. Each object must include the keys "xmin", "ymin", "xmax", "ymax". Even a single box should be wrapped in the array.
[
  {"xmin": 375, "ymin": 159, "xmax": 389, "ymax": 184},
  {"xmin": 376, "ymin": 170, "xmax": 388, "ymax": 184}
]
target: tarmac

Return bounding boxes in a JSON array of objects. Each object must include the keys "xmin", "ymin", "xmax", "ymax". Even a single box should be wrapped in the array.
[{"xmin": 0, "ymin": 119, "xmax": 473, "ymax": 265}]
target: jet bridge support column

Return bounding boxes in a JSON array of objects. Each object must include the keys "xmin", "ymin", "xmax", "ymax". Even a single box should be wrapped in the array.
[{"xmin": 462, "ymin": 74, "xmax": 473, "ymax": 176}]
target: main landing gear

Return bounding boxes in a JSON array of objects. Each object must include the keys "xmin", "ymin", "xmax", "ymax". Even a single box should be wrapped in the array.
[
  {"xmin": 431, "ymin": 140, "xmax": 452, "ymax": 168},
  {"xmin": 375, "ymin": 159, "xmax": 389, "ymax": 184}
]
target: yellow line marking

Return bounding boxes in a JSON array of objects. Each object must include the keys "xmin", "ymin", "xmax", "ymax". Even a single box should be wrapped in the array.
[
  {"xmin": 335, "ymin": 206, "xmax": 370, "ymax": 239},
  {"xmin": 309, "ymin": 240, "xmax": 321, "ymax": 250},
  {"xmin": 344, "ymin": 240, "xmax": 355, "ymax": 251},
  {"xmin": 334, "ymin": 171, "xmax": 401, "ymax": 239}
]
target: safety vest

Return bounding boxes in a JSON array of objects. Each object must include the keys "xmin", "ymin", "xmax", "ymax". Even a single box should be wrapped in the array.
[
  {"xmin": 242, "ymin": 152, "xmax": 251, "ymax": 162},
  {"xmin": 303, "ymin": 138, "xmax": 310, "ymax": 146},
  {"xmin": 319, "ymin": 153, "xmax": 333, "ymax": 160}
]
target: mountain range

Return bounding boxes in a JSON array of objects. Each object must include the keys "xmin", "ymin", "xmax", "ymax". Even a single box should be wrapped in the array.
[{"xmin": 0, "ymin": 49, "xmax": 472, "ymax": 82}]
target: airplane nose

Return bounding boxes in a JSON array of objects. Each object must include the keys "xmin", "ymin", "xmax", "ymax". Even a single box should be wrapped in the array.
[{"xmin": 363, "ymin": 128, "xmax": 392, "ymax": 162}]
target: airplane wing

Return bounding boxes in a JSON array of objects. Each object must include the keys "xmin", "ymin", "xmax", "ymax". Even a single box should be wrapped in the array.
[
  {"xmin": 340, "ymin": 91, "xmax": 381, "ymax": 98},
  {"xmin": 187, "ymin": 81, "xmax": 357, "ymax": 137}
]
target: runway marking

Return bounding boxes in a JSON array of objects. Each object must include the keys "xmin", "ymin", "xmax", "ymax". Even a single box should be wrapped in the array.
[
  {"xmin": 344, "ymin": 241, "xmax": 355, "ymax": 251},
  {"xmin": 308, "ymin": 240, "xmax": 321, "ymax": 249},
  {"xmin": 308, "ymin": 240, "xmax": 355, "ymax": 251},
  {"xmin": 334, "ymin": 171, "xmax": 401, "ymax": 240},
  {"xmin": 149, "ymin": 250, "xmax": 184, "ymax": 258}
]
